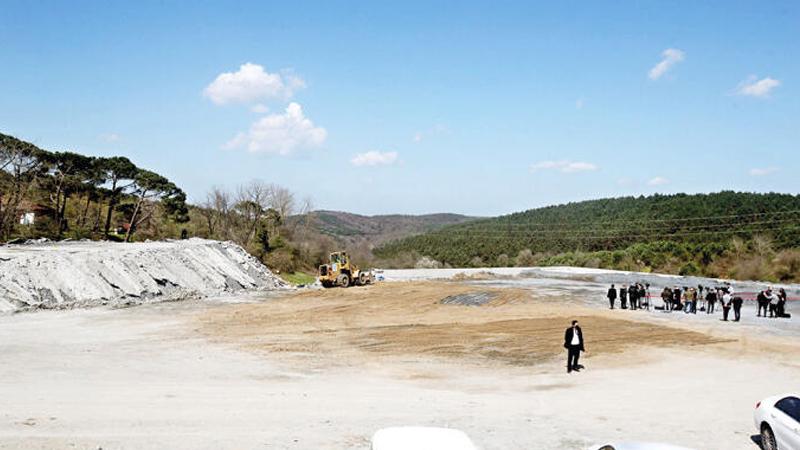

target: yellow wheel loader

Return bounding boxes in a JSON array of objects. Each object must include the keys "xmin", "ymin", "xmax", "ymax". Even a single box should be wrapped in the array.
[{"xmin": 318, "ymin": 251, "xmax": 375, "ymax": 288}]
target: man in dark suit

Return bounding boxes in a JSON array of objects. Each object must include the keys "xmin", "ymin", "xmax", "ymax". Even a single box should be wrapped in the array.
[
  {"xmin": 732, "ymin": 296, "xmax": 744, "ymax": 321},
  {"xmin": 607, "ymin": 284, "xmax": 617, "ymax": 309},
  {"xmin": 564, "ymin": 320, "xmax": 585, "ymax": 373}
]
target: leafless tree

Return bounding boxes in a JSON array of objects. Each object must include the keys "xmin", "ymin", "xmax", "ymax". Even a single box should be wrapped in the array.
[{"xmin": 200, "ymin": 186, "xmax": 232, "ymax": 239}]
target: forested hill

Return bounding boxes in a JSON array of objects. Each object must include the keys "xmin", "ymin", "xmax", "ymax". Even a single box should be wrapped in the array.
[
  {"xmin": 308, "ymin": 210, "xmax": 476, "ymax": 244},
  {"xmin": 286, "ymin": 210, "xmax": 477, "ymax": 259},
  {"xmin": 374, "ymin": 192, "xmax": 800, "ymax": 281}
]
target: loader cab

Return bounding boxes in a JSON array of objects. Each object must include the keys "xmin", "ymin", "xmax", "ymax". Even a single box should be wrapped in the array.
[{"xmin": 330, "ymin": 252, "xmax": 349, "ymax": 267}]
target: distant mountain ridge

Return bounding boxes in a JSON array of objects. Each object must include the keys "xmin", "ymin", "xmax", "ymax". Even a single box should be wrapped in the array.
[{"xmin": 294, "ymin": 210, "xmax": 478, "ymax": 249}]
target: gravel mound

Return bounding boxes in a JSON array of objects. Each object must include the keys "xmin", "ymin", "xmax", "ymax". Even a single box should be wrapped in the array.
[{"xmin": 0, "ymin": 238, "xmax": 288, "ymax": 313}]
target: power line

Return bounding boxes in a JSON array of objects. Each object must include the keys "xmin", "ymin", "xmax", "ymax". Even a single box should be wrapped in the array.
[{"xmin": 404, "ymin": 224, "xmax": 800, "ymax": 242}]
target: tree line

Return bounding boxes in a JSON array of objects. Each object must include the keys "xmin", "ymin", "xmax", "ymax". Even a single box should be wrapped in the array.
[
  {"xmin": 188, "ymin": 181, "xmax": 338, "ymax": 274},
  {"xmin": 0, "ymin": 133, "xmax": 188, "ymax": 242},
  {"xmin": 0, "ymin": 132, "xmax": 339, "ymax": 275}
]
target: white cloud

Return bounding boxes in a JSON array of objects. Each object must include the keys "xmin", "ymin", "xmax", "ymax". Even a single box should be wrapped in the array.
[
  {"xmin": 204, "ymin": 63, "xmax": 305, "ymax": 105},
  {"xmin": 648, "ymin": 48, "xmax": 685, "ymax": 80},
  {"xmin": 98, "ymin": 133, "xmax": 120, "ymax": 143},
  {"xmin": 351, "ymin": 151, "xmax": 399, "ymax": 167},
  {"xmin": 250, "ymin": 103, "xmax": 269, "ymax": 113},
  {"xmin": 647, "ymin": 176, "xmax": 670, "ymax": 186},
  {"xmin": 223, "ymin": 102, "xmax": 326, "ymax": 155},
  {"xmin": 530, "ymin": 160, "xmax": 598, "ymax": 174},
  {"xmin": 735, "ymin": 76, "xmax": 781, "ymax": 98},
  {"xmin": 749, "ymin": 167, "xmax": 779, "ymax": 176}
]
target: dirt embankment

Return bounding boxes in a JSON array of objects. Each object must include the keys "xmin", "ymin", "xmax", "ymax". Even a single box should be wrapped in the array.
[
  {"xmin": 197, "ymin": 281, "xmax": 727, "ymax": 367},
  {"xmin": 0, "ymin": 238, "xmax": 288, "ymax": 313}
]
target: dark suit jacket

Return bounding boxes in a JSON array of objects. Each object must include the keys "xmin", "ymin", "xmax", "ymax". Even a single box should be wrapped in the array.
[
  {"xmin": 607, "ymin": 288, "xmax": 617, "ymax": 300},
  {"xmin": 564, "ymin": 326, "xmax": 585, "ymax": 351}
]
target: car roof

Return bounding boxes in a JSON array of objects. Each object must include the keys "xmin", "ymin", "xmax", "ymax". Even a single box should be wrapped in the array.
[
  {"xmin": 764, "ymin": 393, "xmax": 800, "ymax": 405},
  {"xmin": 591, "ymin": 442, "xmax": 697, "ymax": 450},
  {"xmin": 371, "ymin": 427, "xmax": 478, "ymax": 450}
]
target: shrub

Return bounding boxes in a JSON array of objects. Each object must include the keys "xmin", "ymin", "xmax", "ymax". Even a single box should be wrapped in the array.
[
  {"xmin": 678, "ymin": 262, "xmax": 700, "ymax": 276},
  {"xmin": 496, "ymin": 253, "xmax": 510, "ymax": 267},
  {"xmin": 264, "ymin": 249, "xmax": 297, "ymax": 274},
  {"xmin": 730, "ymin": 255, "xmax": 772, "ymax": 282},
  {"xmin": 774, "ymin": 249, "xmax": 800, "ymax": 282},
  {"xmin": 516, "ymin": 249, "xmax": 535, "ymax": 267},
  {"xmin": 415, "ymin": 256, "xmax": 443, "ymax": 269}
]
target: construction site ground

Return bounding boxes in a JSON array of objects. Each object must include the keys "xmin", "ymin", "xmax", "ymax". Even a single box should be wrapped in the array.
[{"xmin": 1, "ymin": 278, "xmax": 798, "ymax": 449}]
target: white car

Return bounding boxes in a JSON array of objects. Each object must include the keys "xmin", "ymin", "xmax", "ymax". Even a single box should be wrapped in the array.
[
  {"xmin": 754, "ymin": 394, "xmax": 800, "ymax": 450},
  {"xmin": 371, "ymin": 427, "xmax": 478, "ymax": 450},
  {"xmin": 588, "ymin": 443, "xmax": 696, "ymax": 450}
]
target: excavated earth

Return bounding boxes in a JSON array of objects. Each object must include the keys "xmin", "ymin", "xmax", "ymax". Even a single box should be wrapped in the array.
[{"xmin": 0, "ymin": 238, "xmax": 288, "ymax": 313}]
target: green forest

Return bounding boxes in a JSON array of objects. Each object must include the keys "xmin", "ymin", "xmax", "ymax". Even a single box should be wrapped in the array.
[
  {"xmin": 0, "ymin": 133, "xmax": 189, "ymax": 243},
  {"xmin": 374, "ymin": 192, "xmax": 800, "ymax": 282}
]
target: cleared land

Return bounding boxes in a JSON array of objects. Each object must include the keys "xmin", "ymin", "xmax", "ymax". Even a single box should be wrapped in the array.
[
  {"xmin": 2, "ymin": 278, "xmax": 799, "ymax": 449},
  {"xmin": 197, "ymin": 282, "xmax": 727, "ymax": 368}
]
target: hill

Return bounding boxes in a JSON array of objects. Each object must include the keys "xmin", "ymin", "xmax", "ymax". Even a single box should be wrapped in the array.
[
  {"xmin": 308, "ymin": 210, "xmax": 476, "ymax": 245},
  {"xmin": 374, "ymin": 192, "xmax": 800, "ymax": 281}
]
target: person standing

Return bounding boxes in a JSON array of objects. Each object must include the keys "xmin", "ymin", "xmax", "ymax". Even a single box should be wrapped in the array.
[
  {"xmin": 732, "ymin": 295, "xmax": 743, "ymax": 321},
  {"xmin": 722, "ymin": 291, "xmax": 732, "ymax": 321},
  {"xmin": 629, "ymin": 284, "xmax": 638, "ymax": 310},
  {"xmin": 673, "ymin": 287, "xmax": 683, "ymax": 311},
  {"xmin": 698, "ymin": 285, "xmax": 705, "ymax": 311},
  {"xmin": 756, "ymin": 290, "xmax": 768, "ymax": 317},
  {"xmin": 607, "ymin": 284, "xmax": 617, "ymax": 309},
  {"xmin": 768, "ymin": 288, "xmax": 779, "ymax": 318},
  {"xmin": 620, "ymin": 285, "xmax": 628, "ymax": 309},
  {"xmin": 706, "ymin": 288, "xmax": 717, "ymax": 314},
  {"xmin": 638, "ymin": 283, "xmax": 646, "ymax": 310},
  {"xmin": 563, "ymin": 320, "xmax": 585, "ymax": 373},
  {"xmin": 662, "ymin": 287, "xmax": 673, "ymax": 312},
  {"xmin": 777, "ymin": 288, "xmax": 788, "ymax": 318},
  {"xmin": 682, "ymin": 288, "xmax": 691, "ymax": 314}
]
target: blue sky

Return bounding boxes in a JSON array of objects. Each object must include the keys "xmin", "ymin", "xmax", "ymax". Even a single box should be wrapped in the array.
[{"xmin": 1, "ymin": 1, "xmax": 798, "ymax": 216}]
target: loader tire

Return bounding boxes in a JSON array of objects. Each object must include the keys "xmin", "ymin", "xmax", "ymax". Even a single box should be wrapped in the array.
[
  {"xmin": 337, "ymin": 274, "xmax": 350, "ymax": 288},
  {"xmin": 359, "ymin": 273, "xmax": 367, "ymax": 285}
]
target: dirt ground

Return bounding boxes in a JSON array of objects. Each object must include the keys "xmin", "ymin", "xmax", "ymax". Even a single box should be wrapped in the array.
[
  {"xmin": 2, "ymin": 280, "xmax": 800, "ymax": 450},
  {"xmin": 197, "ymin": 282, "xmax": 728, "ymax": 368}
]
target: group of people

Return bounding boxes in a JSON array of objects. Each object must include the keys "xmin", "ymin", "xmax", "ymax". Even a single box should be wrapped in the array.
[
  {"xmin": 605, "ymin": 282, "xmax": 791, "ymax": 323},
  {"xmin": 756, "ymin": 287, "xmax": 790, "ymax": 318},
  {"xmin": 605, "ymin": 283, "xmax": 651, "ymax": 310}
]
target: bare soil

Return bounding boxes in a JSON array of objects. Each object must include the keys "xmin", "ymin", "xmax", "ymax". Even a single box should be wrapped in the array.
[{"xmin": 197, "ymin": 282, "xmax": 727, "ymax": 368}]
